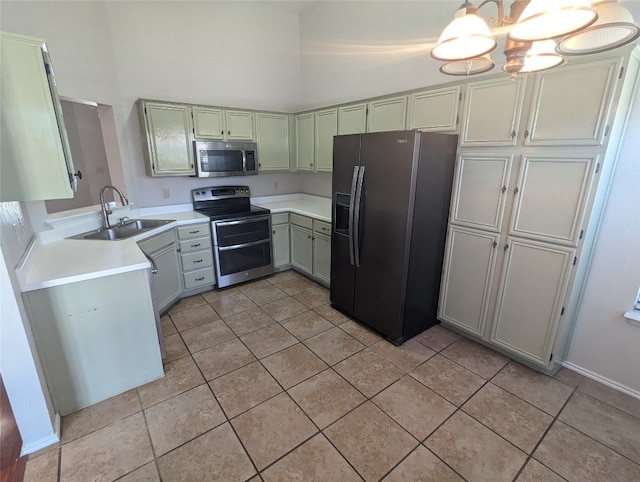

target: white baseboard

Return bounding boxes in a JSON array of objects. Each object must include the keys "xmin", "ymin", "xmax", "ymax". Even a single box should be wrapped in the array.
[
  {"xmin": 562, "ymin": 361, "xmax": 640, "ymax": 400},
  {"xmin": 20, "ymin": 413, "xmax": 61, "ymax": 456}
]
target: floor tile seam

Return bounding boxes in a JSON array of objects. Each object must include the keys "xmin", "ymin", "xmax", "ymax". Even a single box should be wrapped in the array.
[
  {"xmin": 259, "ymin": 349, "xmax": 330, "ymax": 390},
  {"xmin": 182, "ymin": 332, "xmax": 241, "ymax": 357},
  {"xmin": 300, "ymin": 334, "xmax": 367, "ymax": 366},
  {"xmin": 437, "ymin": 348, "xmax": 509, "ymax": 380},
  {"xmin": 573, "ymin": 387, "xmax": 640, "ymax": 422},
  {"xmin": 514, "ymin": 385, "xmax": 580, "ymax": 481},
  {"xmin": 135, "ymin": 394, "xmax": 163, "ymax": 482},
  {"xmin": 388, "ymin": 442, "xmax": 470, "ymax": 482}
]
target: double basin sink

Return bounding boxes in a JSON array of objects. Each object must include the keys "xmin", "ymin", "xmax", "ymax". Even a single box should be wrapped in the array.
[{"xmin": 69, "ymin": 219, "xmax": 174, "ymax": 241}]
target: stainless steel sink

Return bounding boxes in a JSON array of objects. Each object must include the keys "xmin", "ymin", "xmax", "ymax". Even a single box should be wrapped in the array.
[{"xmin": 68, "ymin": 219, "xmax": 174, "ymax": 241}]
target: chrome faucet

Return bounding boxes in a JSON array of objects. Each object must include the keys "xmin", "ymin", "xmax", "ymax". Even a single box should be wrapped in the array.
[{"xmin": 100, "ymin": 185, "xmax": 129, "ymax": 228}]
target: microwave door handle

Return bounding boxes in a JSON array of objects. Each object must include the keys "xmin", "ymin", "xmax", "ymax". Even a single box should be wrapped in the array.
[{"xmin": 242, "ymin": 150, "xmax": 247, "ymax": 173}]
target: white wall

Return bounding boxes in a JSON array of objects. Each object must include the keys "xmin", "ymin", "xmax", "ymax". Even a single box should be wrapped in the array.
[{"xmin": 566, "ymin": 90, "xmax": 640, "ymax": 392}]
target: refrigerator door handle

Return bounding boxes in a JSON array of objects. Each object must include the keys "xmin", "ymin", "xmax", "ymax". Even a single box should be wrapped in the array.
[
  {"xmin": 348, "ymin": 166, "xmax": 359, "ymax": 266},
  {"xmin": 353, "ymin": 165, "xmax": 365, "ymax": 268}
]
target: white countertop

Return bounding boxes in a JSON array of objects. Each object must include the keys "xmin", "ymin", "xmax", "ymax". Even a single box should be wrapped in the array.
[{"xmin": 16, "ymin": 194, "xmax": 331, "ymax": 292}]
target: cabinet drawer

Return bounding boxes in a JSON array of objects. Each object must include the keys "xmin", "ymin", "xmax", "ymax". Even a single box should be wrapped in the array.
[
  {"xmin": 183, "ymin": 267, "xmax": 215, "ymax": 290},
  {"xmin": 290, "ymin": 213, "xmax": 312, "ymax": 229},
  {"xmin": 179, "ymin": 236, "xmax": 212, "ymax": 253},
  {"xmin": 137, "ymin": 229, "xmax": 176, "ymax": 254},
  {"xmin": 181, "ymin": 250, "xmax": 213, "ymax": 271},
  {"xmin": 313, "ymin": 220, "xmax": 331, "ymax": 236},
  {"xmin": 271, "ymin": 213, "xmax": 289, "ymax": 225},
  {"xmin": 177, "ymin": 223, "xmax": 210, "ymax": 240}
]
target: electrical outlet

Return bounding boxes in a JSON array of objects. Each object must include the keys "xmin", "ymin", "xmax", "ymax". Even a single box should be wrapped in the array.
[{"xmin": 161, "ymin": 188, "xmax": 170, "ymax": 199}]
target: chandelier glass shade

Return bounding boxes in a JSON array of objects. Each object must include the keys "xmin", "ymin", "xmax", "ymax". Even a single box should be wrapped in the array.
[{"xmin": 431, "ymin": 0, "xmax": 639, "ymax": 77}]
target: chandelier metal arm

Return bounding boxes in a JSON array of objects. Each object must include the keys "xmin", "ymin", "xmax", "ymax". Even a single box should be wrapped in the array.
[{"xmin": 476, "ymin": 0, "xmax": 531, "ymax": 27}]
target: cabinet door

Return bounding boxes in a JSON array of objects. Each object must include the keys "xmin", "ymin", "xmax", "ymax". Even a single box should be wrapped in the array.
[
  {"xmin": 142, "ymin": 102, "xmax": 195, "ymax": 176},
  {"xmin": 272, "ymin": 223, "xmax": 290, "ymax": 269},
  {"xmin": 450, "ymin": 154, "xmax": 513, "ymax": 232},
  {"xmin": 460, "ymin": 76, "xmax": 527, "ymax": 147},
  {"xmin": 438, "ymin": 226, "xmax": 500, "ymax": 337},
  {"xmin": 524, "ymin": 58, "xmax": 620, "ymax": 146},
  {"xmin": 313, "ymin": 233, "xmax": 331, "ymax": 286},
  {"xmin": 407, "ymin": 85, "xmax": 461, "ymax": 132},
  {"xmin": 510, "ymin": 155, "xmax": 596, "ymax": 246},
  {"xmin": 295, "ymin": 113, "xmax": 315, "ymax": 172},
  {"xmin": 367, "ymin": 96, "xmax": 407, "ymax": 133},
  {"xmin": 153, "ymin": 244, "xmax": 184, "ymax": 313},
  {"xmin": 225, "ymin": 110, "xmax": 254, "ymax": 140},
  {"xmin": 256, "ymin": 113, "xmax": 290, "ymax": 171},
  {"xmin": 1, "ymin": 33, "xmax": 74, "ymax": 201},
  {"xmin": 490, "ymin": 238, "xmax": 575, "ymax": 367},
  {"xmin": 315, "ymin": 109, "xmax": 338, "ymax": 172},
  {"xmin": 192, "ymin": 106, "xmax": 224, "ymax": 139},
  {"xmin": 338, "ymin": 103, "xmax": 367, "ymax": 135},
  {"xmin": 290, "ymin": 224, "xmax": 313, "ymax": 275}
]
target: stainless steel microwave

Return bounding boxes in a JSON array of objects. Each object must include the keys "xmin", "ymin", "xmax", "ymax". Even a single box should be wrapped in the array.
[{"xmin": 193, "ymin": 140, "xmax": 258, "ymax": 178}]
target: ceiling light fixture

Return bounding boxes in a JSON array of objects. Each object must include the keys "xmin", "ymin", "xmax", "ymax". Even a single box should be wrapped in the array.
[{"xmin": 431, "ymin": 0, "xmax": 639, "ymax": 78}]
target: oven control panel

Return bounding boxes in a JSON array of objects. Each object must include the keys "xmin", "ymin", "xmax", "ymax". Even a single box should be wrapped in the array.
[{"xmin": 192, "ymin": 186, "xmax": 251, "ymax": 201}]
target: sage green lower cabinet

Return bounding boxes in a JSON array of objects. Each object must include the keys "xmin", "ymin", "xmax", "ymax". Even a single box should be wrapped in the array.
[
  {"xmin": 271, "ymin": 213, "xmax": 290, "ymax": 270},
  {"xmin": 290, "ymin": 218, "xmax": 313, "ymax": 276},
  {"xmin": 177, "ymin": 222, "xmax": 215, "ymax": 292},
  {"xmin": 290, "ymin": 213, "xmax": 331, "ymax": 286},
  {"xmin": 22, "ymin": 269, "xmax": 164, "ymax": 415},
  {"xmin": 312, "ymin": 220, "xmax": 331, "ymax": 286},
  {"xmin": 138, "ymin": 229, "xmax": 183, "ymax": 313}
]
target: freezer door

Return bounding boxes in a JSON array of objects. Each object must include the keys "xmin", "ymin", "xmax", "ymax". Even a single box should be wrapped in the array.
[
  {"xmin": 330, "ymin": 134, "xmax": 361, "ymax": 315},
  {"xmin": 353, "ymin": 131, "xmax": 420, "ymax": 341}
]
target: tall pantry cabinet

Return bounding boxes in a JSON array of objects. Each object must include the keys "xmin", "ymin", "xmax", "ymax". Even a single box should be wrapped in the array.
[{"xmin": 438, "ymin": 46, "xmax": 640, "ymax": 372}]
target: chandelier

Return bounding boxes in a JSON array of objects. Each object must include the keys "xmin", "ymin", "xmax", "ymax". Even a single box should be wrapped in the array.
[{"xmin": 431, "ymin": 0, "xmax": 640, "ymax": 77}]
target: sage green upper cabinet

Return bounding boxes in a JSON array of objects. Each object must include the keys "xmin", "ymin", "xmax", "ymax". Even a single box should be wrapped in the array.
[
  {"xmin": 338, "ymin": 103, "xmax": 367, "ymax": 135},
  {"xmin": 295, "ymin": 113, "xmax": 315, "ymax": 172},
  {"xmin": 509, "ymin": 155, "xmax": 597, "ymax": 246},
  {"xmin": 407, "ymin": 86, "xmax": 462, "ymax": 132},
  {"xmin": 315, "ymin": 109, "xmax": 338, "ymax": 172},
  {"xmin": 460, "ymin": 76, "xmax": 527, "ymax": 147},
  {"xmin": 524, "ymin": 58, "xmax": 621, "ymax": 146},
  {"xmin": 192, "ymin": 106, "xmax": 224, "ymax": 139},
  {"xmin": 255, "ymin": 112, "xmax": 290, "ymax": 171},
  {"xmin": 139, "ymin": 101, "xmax": 195, "ymax": 176},
  {"xmin": 192, "ymin": 106, "xmax": 254, "ymax": 141},
  {"xmin": 1, "ymin": 32, "xmax": 75, "ymax": 201},
  {"xmin": 367, "ymin": 96, "xmax": 407, "ymax": 133},
  {"xmin": 450, "ymin": 154, "xmax": 513, "ymax": 232}
]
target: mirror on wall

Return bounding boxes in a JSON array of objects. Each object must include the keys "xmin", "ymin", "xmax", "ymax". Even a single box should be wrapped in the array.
[{"xmin": 45, "ymin": 98, "xmax": 124, "ymax": 214}]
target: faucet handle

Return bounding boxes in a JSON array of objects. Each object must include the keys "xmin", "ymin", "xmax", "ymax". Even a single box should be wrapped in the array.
[{"xmin": 118, "ymin": 216, "xmax": 130, "ymax": 227}]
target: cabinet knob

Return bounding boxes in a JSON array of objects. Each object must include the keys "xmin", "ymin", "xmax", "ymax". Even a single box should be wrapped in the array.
[
  {"xmin": 228, "ymin": 130, "xmax": 231, "ymax": 136},
  {"xmin": 524, "ymin": 130, "xmax": 529, "ymax": 139},
  {"xmin": 308, "ymin": 234, "xmax": 311, "ymax": 239},
  {"xmin": 221, "ymin": 130, "xmax": 224, "ymax": 135},
  {"xmin": 504, "ymin": 244, "xmax": 509, "ymax": 251},
  {"xmin": 501, "ymin": 185, "xmax": 507, "ymax": 193},
  {"xmin": 511, "ymin": 130, "xmax": 516, "ymax": 139},
  {"xmin": 514, "ymin": 187, "xmax": 520, "ymax": 195}
]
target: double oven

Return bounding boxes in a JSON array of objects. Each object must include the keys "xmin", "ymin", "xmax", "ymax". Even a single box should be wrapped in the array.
[{"xmin": 192, "ymin": 186, "xmax": 273, "ymax": 288}]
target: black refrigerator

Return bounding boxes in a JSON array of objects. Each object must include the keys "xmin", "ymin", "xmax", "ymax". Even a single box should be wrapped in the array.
[{"xmin": 330, "ymin": 130, "xmax": 458, "ymax": 344}]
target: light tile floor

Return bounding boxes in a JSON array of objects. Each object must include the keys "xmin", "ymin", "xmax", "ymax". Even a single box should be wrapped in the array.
[{"xmin": 24, "ymin": 270, "xmax": 640, "ymax": 481}]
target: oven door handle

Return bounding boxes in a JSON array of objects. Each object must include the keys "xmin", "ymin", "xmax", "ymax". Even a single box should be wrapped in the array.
[
  {"xmin": 217, "ymin": 238, "xmax": 271, "ymax": 252},
  {"xmin": 215, "ymin": 215, "xmax": 270, "ymax": 227}
]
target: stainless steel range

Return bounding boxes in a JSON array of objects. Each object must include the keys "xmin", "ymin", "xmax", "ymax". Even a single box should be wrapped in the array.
[{"xmin": 192, "ymin": 186, "xmax": 273, "ymax": 288}]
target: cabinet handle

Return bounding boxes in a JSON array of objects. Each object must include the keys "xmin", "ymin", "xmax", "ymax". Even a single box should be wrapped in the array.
[
  {"xmin": 221, "ymin": 130, "xmax": 224, "ymax": 135},
  {"xmin": 228, "ymin": 130, "xmax": 231, "ymax": 136},
  {"xmin": 504, "ymin": 244, "xmax": 509, "ymax": 251},
  {"xmin": 195, "ymin": 276, "xmax": 205, "ymax": 281},
  {"xmin": 273, "ymin": 230, "xmax": 276, "ymax": 234},
  {"xmin": 514, "ymin": 187, "xmax": 519, "ymax": 195},
  {"xmin": 524, "ymin": 130, "xmax": 529, "ymax": 139},
  {"xmin": 501, "ymin": 185, "xmax": 507, "ymax": 193},
  {"xmin": 511, "ymin": 130, "xmax": 516, "ymax": 139},
  {"xmin": 191, "ymin": 243, "xmax": 201, "ymax": 248},
  {"xmin": 308, "ymin": 234, "xmax": 312, "ymax": 239},
  {"xmin": 189, "ymin": 230, "xmax": 200, "ymax": 234},
  {"xmin": 321, "ymin": 227, "xmax": 329, "ymax": 231},
  {"xmin": 193, "ymin": 259, "xmax": 203, "ymax": 263},
  {"xmin": 493, "ymin": 241, "xmax": 498, "ymax": 249}
]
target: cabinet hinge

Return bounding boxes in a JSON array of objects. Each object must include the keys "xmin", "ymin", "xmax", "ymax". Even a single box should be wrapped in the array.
[
  {"xmin": 619, "ymin": 67, "xmax": 625, "ymax": 79},
  {"xmin": 595, "ymin": 162, "xmax": 601, "ymax": 174},
  {"xmin": 561, "ymin": 307, "xmax": 565, "ymax": 316},
  {"xmin": 604, "ymin": 125, "xmax": 610, "ymax": 137},
  {"xmin": 44, "ymin": 62, "xmax": 52, "ymax": 75},
  {"xmin": 579, "ymin": 229, "xmax": 584, "ymax": 240},
  {"xmin": 573, "ymin": 256, "xmax": 577, "ymax": 266}
]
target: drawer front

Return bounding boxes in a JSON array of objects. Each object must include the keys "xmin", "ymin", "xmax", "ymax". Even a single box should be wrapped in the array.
[
  {"xmin": 290, "ymin": 213, "xmax": 312, "ymax": 229},
  {"xmin": 181, "ymin": 250, "xmax": 213, "ymax": 271},
  {"xmin": 137, "ymin": 229, "xmax": 176, "ymax": 254},
  {"xmin": 183, "ymin": 267, "xmax": 215, "ymax": 290},
  {"xmin": 271, "ymin": 212, "xmax": 289, "ymax": 225},
  {"xmin": 313, "ymin": 219, "xmax": 331, "ymax": 236},
  {"xmin": 177, "ymin": 223, "xmax": 210, "ymax": 240},
  {"xmin": 179, "ymin": 236, "xmax": 212, "ymax": 253}
]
